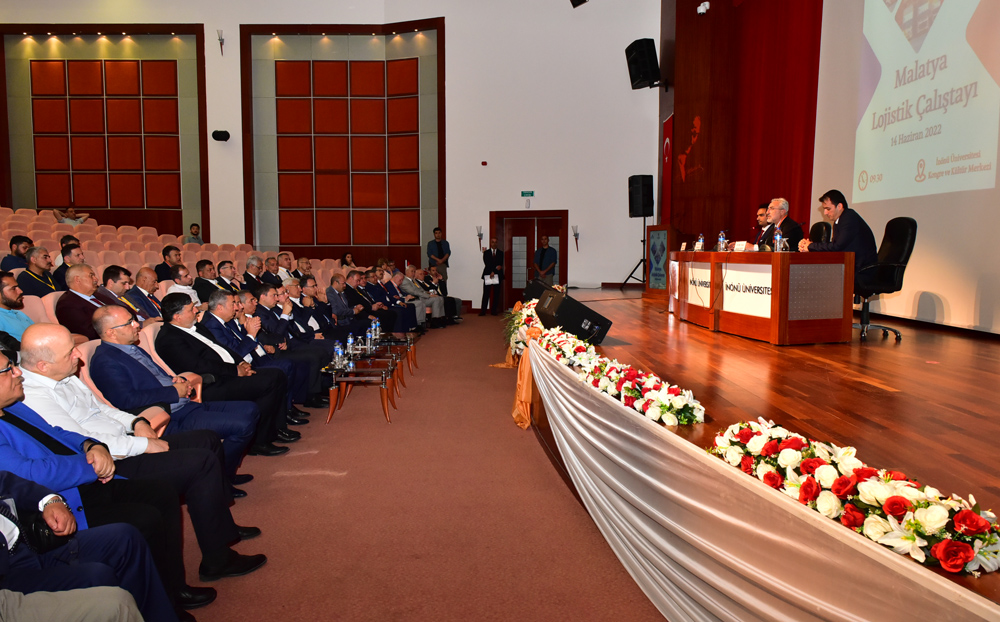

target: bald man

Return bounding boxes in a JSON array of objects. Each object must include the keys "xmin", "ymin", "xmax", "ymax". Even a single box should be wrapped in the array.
[
  {"xmin": 123, "ymin": 267, "xmax": 163, "ymax": 320},
  {"xmin": 54, "ymin": 264, "xmax": 106, "ymax": 340}
]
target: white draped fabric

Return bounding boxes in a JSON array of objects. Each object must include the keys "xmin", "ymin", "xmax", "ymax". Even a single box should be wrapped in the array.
[{"xmin": 527, "ymin": 341, "xmax": 1000, "ymax": 622}]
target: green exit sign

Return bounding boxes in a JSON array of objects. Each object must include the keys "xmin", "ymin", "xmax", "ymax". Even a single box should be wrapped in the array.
[{"xmin": 521, "ymin": 191, "xmax": 534, "ymax": 197}]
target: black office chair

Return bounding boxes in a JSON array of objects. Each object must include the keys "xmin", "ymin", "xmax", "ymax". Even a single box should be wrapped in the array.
[
  {"xmin": 809, "ymin": 221, "xmax": 831, "ymax": 244},
  {"xmin": 854, "ymin": 217, "xmax": 917, "ymax": 341}
]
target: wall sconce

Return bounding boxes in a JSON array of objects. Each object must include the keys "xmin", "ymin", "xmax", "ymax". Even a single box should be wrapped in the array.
[
  {"xmin": 476, "ymin": 226, "xmax": 484, "ymax": 251},
  {"xmin": 572, "ymin": 225, "xmax": 580, "ymax": 252},
  {"xmin": 217, "ymin": 29, "xmax": 225, "ymax": 55}
]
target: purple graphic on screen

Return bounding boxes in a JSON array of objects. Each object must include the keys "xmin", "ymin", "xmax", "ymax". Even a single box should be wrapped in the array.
[{"xmin": 857, "ymin": 34, "xmax": 881, "ymax": 129}]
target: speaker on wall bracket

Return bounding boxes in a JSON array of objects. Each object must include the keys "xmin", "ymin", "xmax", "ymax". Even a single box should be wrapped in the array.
[{"xmin": 625, "ymin": 38, "xmax": 668, "ymax": 91}]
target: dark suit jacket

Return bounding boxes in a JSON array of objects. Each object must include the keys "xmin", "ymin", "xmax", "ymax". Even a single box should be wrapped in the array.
[
  {"xmin": 193, "ymin": 278, "xmax": 226, "ymax": 304},
  {"xmin": 218, "ymin": 278, "xmax": 241, "ymax": 292},
  {"xmin": 0, "ymin": 470, "xmax": 58, "ymax": 572},
  {"xmin": 260, "ymin": 272, "xmax": 282, "ymax": 286},
  {"xmin": 154, "ymin": 262, "xmax": 173, "ymax": 283},
  {"xmin": 242, "ymin": 272, "xmax": 264, "ymax": 291},
  {"xmin": 155, "ymin": 323, "xmax": 242, "ymax": 379},
  {"xmin": 255, "ymin": 305, "xmax": 314, "ymax": 344},
  {"xmin": 55, "ymin": 290, "xmax": 106, "ymax": 339},
  {"xmin": 123, "ymin": 287, "xmax": 162, "ymax": 319},
  {"xmin": 759, "ymin": 217, "xmax": 804, "ymax": 252},
  {"xmin": 90, "ymin": 342, "xmax": 182, "ymax": 412},
  {"xmin": 807, "ymin": 208, "xmax": 878, "ymax": 273},
  {"xmin": 201, "ymin": 313, "xmax": 263, "ymax": 362},
  {"xmin": 482, "ymin": 248, "xmax": 504, "ymax": 280}
]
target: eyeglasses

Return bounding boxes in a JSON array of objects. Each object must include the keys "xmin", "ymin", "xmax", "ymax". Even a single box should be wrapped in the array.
[
  {"xmin": 0, "ymin": 362, "xmax": 16, "ymax": 375},
  {"xmin": 108, "ymin": 318, "xmax": 139, "ymax": 331}
]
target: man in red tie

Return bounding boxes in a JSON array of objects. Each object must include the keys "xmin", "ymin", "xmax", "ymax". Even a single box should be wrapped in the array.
[{"xmin": 124, "ymin": 267, "xmax": 163, "ymax": 320}]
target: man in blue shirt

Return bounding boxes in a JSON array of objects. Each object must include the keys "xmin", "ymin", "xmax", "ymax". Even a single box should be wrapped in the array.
[
  {"xmin": 0, "ymin": 236, "xmax": 31, "ymax": 272},
  {"xmin": 533, "ymin": 236, "xmax": 557, "ymax": 286},
  {"xmin": 0, "ymin": 273, "xmax": 34, "ymax": 341},
  {"xmin": 426, "ymin": 227, "xmax": 451, "ymax": 282}
]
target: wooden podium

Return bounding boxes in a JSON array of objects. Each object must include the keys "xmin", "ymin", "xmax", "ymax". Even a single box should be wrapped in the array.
[{"xmin": 669, "ymin": 251, "xmax": 854, "ymax": 345}]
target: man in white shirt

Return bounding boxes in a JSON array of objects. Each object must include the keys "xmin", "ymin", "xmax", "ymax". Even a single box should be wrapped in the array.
[
  {"xmin": 276, "ymin": 253, "xmax": 293, "ymax": 282},
  {"xmin": 166, "ymin": 265, "xmax": 207, "ymax": 312}
]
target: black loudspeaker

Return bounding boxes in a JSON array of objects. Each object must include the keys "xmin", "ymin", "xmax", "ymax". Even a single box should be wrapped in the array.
[
  {"xmin": 570, "ymin": 0, "xmax": 589, "ymax": 6},
  {"xmin": 625, "ymin": 39, "xmax": 660, "ymax": 90},
  {"xmin": 211, "ymin": 130, "xmax": 230, "ymax": 142},
  {"xmin": 523, "ymin": 278, "xmax": 555, "ymax": 302},
  {"xmin": 535, "ymin": 290, "xmax": 613, "ymax": 345},
  {"xmin": 628, "ymin": 174, "xmax": 654, "ymax": 218}
]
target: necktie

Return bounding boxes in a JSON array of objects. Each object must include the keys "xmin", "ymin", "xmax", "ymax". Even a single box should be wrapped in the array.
[
  {"xmin": 0, "ymin": 498, "xmax": 24, "ymax": 552},
  {"xmin": 87, "ymin": 296, "xmax": 104, "ymax": 308},
  {"xmin": 148, "ymin": 294, "xmax": 161, "ymax": 310}
]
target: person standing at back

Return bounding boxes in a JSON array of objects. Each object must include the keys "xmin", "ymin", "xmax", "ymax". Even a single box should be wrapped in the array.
[{"xmin": 533, "ymin": 236, "xmax": 557, "ymax": 286}]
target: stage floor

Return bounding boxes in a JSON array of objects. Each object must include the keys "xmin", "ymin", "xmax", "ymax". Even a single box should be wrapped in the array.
[{"xmin": 565, "ymin": 288, "xmax": 1000, "ymax": 602}]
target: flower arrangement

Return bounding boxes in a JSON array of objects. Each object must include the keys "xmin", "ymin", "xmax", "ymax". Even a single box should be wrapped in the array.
[
  {"xmin": 710, "ymin": 418, "xmax": 1000, "ymax": 576},
  {"xmin": 504, "ymin": 299, "xmax": 704, "ymax": 426}
]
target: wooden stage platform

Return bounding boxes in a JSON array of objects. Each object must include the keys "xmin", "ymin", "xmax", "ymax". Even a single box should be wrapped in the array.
[{"xmin": 563, "ymin": 288, "xmax": 1000, "ymax": 602}]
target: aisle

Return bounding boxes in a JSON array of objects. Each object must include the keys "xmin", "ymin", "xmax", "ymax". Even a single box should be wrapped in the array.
[{"xmin": 184, "ymin": 315, "xmax": 663, "ymax": 621}]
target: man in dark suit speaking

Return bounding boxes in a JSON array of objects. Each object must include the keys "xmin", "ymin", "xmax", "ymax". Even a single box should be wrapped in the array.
[
  {"xmin": 798, "ymin": 189, "xmax": 878, "ymax": 276},
  {"xmin": 480, "ymin": 237, "xmax": 504, "ymax": 316}
]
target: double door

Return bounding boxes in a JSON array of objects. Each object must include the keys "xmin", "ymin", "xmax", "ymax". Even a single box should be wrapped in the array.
[{"xmin": 492, "ymin": 211, "xmax": 566, "ymax": 306}]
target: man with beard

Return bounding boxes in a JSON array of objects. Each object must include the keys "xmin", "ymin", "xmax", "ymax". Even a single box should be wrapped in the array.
[
  {"xmin": 154, "ymin": 246, "xmax": 182, "ymax": 283},
  {"xmin": 53, "ymin": 243, "xmax": 85, "ymax": 291},
  {"xmin": 16, "ymin": 248, "xmax": 58, "ymax": 298},
  {"xmin": 0, "ymin": 272, "xmax": 33, "ymax": 341},
  {"xmin": 1, "ymin": 236, "xmax": 32, "ymax": 272}
]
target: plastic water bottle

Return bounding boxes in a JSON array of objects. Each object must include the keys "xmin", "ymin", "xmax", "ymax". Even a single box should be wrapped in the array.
[
  {"xmin": 334, "ymin": 342, "xmax": 343, "ymax": 367},
  {"xmin": 718, "ymin": 231, "xmax": 727, "ymax": 252},
  {"xmin": 346, "ymin": 334, "xmax": 354, "ymax": 355},
  {"xmin": 774, "ymin": 228, "xmax": 785, "ymax": 252},
  {"xmin": 366, "ymin": 328, "xmax": 373, "ymax": 350},
  {"xmin": 697, "ymin": 233, "xmax": 705, "ymax": 250}
]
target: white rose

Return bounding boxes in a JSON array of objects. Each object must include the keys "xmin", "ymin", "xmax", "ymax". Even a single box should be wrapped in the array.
[
  {"xmin": 643, "ymin": 376, "xmax": 659, "ymax": 389},
  {"xmin": 746, "ymin": 434, "xmax": 768, "ymax": 455},
  {"xmin": 858, "ymin": 481, "xmax": 891, "ymax": 506},
  {"xmin": 645, "ymin": 405, "xmax": 662, "ymax": 422},
  {"xmin": 724, "ymin": 446, "xmax": 744, "ymax": 466},
  {"xmin": 913, "ymin": 504, "xmax": 950, "ymax": 535},
  {"xmin": 769, "ymin": 427, "xmax": 790, "ymax": 439},
  {"xmin": 693, "ymin": 404, "xmax": 705, "ymax": 422},
  {"xmin": 661, "ymin": 411, "xmax": 679, "ymax": 426},
  {"xmin": 837, "ymin": 456, "xmax": 865, "ymax": 476},
  {"xmin": 863, "ymin": 515, "xmax": 892, "ymax": 542},
  {"xmin": 895, "ymin": 485, "xmax": 926, "ymax": 504},
  {"xmin": 816, "ymin": 491, "xmax": 843, "ymax": 519},
  {"xmin": 755, "ymin": 463, "xmax": 776, "ymax": 481},
  {"xmin": 814, "ymin": 464, "xmax": 839, "ymax": 489},
  {"xmin": 633, "ymin": 398, "xmax": 648, "ymax": 413},
  {"xmin": 598, "ymin": 377, "xmax": 611, "ymax": 391},
  {"xmin": 777, "ymin": 449, "xmax": 802, "ymax": 469},
  {"xmin": 713, "ymin": 434, "xmax": 730, "ymax": 448},
  {"xmin": 669, "ymin": 394, "xmax": 689, "ymax": 410},
  {"xmin": 726, "ymin": 423, "xmax": 742, "ymax": 438}
]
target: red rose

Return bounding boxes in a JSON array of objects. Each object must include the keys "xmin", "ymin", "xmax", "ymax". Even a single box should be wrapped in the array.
[
  {"xmin": 574, "ymin": 345, "xmax": 586, "ymax": 353},
  {"xmin": 853, "ymin": 467, "xmax": 879, "ymax": 482},
  {"xmin": 652, "ymin": 383, "xmax": 662, "ymax": 391},
  {"xmin": 779, "ymin": 437, "xmax": 807, "ymax": 451},
  {"xmin": 830, "ymin": 475, "xmax": 858, "ymax": 500},
  {"xmin": 641, "ymin": 401, "xmax": 650, "ymax": 413},
  {"xmin": 887, "ymin": 470, "xmax": 906, "ymax": 481},
  {"xmin": 736, "ymin": 428, "xmax": 756, "ymax": 444},
  {"xmin": 798, "ymin": 477, "xmax": 821, "ymax": 504},
  {"xmin": 882, "ymin": 496, "xmax": 914, "ymax": 520},
  {"xmin": 667, "ymin": 386, "xmax": 681, "ymax": 396},
  {"xmin": 555, "ymin": 354, "xmax": 562, "ymax": 361},
  {"xmin": 524, "ymin": 317, "xmax": 533, "ymax": 325},
  {"xmin": 623, "ymin": 395, "xmax": 636, "ymax": 408},
  {"xmin": 840, "ymin": 504, "xmax": 866, "ymax": 529},
  {"xmin": 740, "ymin": 455, "xmax": 754, "ymax": 475},
  {"xmin": 762, "ymin": 470, "xmax": 784, "ymax": 489},
  {"xmin": 623, "ymin": 368, "xmax": 638, "ymax": 381},
  {"xmin": 760, "ymin": 440, "xmax": 780, "ymax": 457},
  {"xmin": 953, "ymin": 510, "xmax": 992, "ymax": 536},
  {"xmin": 592, "ymin": 379, "xmax": 600, "ymax": 388},
  {"xmin": 799, "ymin": 458, "xmax": 828, "ymax": 475},
  {"xmin": 931, "ymin": 540, "xmax": 975, "ymax": 573},
  {"xmin": 616, "ymin": 378, "xmax": 626, "ymax": 392}
]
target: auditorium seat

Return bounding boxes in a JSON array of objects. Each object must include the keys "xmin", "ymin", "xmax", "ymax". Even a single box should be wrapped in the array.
[
  {"xmin": 100, "ymin": 248, "xmax": 120, "ymax": 263},
  {"xmin": 122, "ymin": 250, "xmax": 142, "ymax": 266},
  {"xmin": 20, "ymin": 295, "xmax": 48, "ymax": 324},
  {"xmin": 125, "ymin": 241, "xmax": 146, "ymax": 252},
  {"xmin": 118, "ymin": 234, "xmax": 138, "ymax": 244},
  {"xmin": 182, "ymin": 243, "xmax": 201, "ymax": 252},
  {"xmin": 0, "ymin": 207, "xmax": 12, "ymax": 217},
  {"xmin": 181, "ymin": 251, "xmax": 199, "ymax": 265},
  {"xmin": 75, "ymin": 231, "xmax": 97, "ymax": 243},
  {"xmin": 82, "ymin": 240, "xmax": 104, "ymax": 251},
  {"xmin": 40, "ymin": 290, "xmax": 63, "ymax": 323},
  {"xmin": 157, "ymin": 280, "xmax": 173, "ymax": 299},
  {"xmin": 197, "ymin": 251, "xmax": 213, "ymax": 262},
  {"xmin": 202, "ymin": 243, "xmax": 219, "ymax": 252},
  {"xmin": 83, "ymin": 250, "xmax": 100, "ymax": 266},
  {"xmin": 10, "ymin": 268, "xmax": 24, "ymax": 279},
  {"xmin": 141, "ymin": 251, "xmax": 160, "ymax": 266},
  {"xmin": 97, "ymin": 233, "xmax": 118, "ymax": 243},
  {"xmin": 218, "ymin": 243, "xmax": 236, "ymax": 252},
  {"xmin": 76, "ymin": 339, "xmax": 115, "ymax": 406},
  {"xmin": 104, "ymin": 242, "xmax": 125, "ymax": 253},
  {"xmin": 138, "ymin": 234, "xmax": 158, "ymax": 245},
  {"xmin": 51, "ymin": 223, "xmax": 75, "ymax": 235},
  {"xmin": 854, "ymin": 217, "xmax": 917, "ymax": 342},
  {"xmin": 118, "ymin": 225, "xmax": 138, "ymax": 236},
  {"xmin": 96, "ymin": 225, "xmax": 116, "ymax": 235},
  {"xmin": 236, "ymin": 244, "xmax": 253, "ymax": 252},
  {"xmin": 157, "ymin": 234, "xmax": 176, "ymax": 245},
  {"xmin": 35, "ymin": 239, "xmax": 57, "ymax": 252},
  {"xmin": 138, "ymin": 226, "xmax": 157, "ymax": 237},
  {"xmin": 232, "ymin": 251, "xmax": 248, "ymax": 268}
]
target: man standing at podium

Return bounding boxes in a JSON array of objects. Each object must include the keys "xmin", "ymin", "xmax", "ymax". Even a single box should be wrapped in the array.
[{"xmin": 798, "ymin": 189, "xmax": 877, "ymax": 275}]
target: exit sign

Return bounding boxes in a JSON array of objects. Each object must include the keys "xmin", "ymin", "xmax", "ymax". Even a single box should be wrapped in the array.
[{"xmin": 521, "ymin": 191, "xmax": 534, "ymax": 197}]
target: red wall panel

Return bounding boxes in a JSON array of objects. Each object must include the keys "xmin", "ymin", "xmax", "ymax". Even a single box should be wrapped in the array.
[
  {"xmin": 67, "ymin": 61, "xmax": 103, "ymax": 96},
  {"xmin": 144, "ymin": 136, "xmax": 180, "ymax": 171},
  {"xmin": 142, "ymin": 99, "xmax": 179, "ymax": 134},
  {"xmin": 31, "ymin": 61, "xmax": 66, "ymax": 96},
  {"xmin": 352, "ymin": 210, "xmax": 387, "ymax": 245},
  {"xmin": 388, "ymin": 209, "xmax": 420, "ymax": 244},
  {"xmin": 277, "ymin": 136, "xmax": 313, "ymax": 171},
  {"xmin": 276, "ymin": 99, "xmax": 312, "ymax": 134},
  {"xmin": 35, "ymin": 173, "xmax": 71, "ymax": 207},
  {"xmin": 32, "ymin": 99, "xmax": 68, "ymax": 133},
  {"xmin": 350, "ymin": 99, "xmax": 385, "ymax": 134},
  {"xmin": 316, "ymin": 210, "xmax": 352, "ymax": 244},
  {"xmin": 349, "ymin": 61, "xmax": 385, "ymax": 97},
  {"xmin": 386, "ymin": 58, "xmax": 418, "ymax": 96},
  {"xmin": 275, "ymin": 61, "xmax": 311, "ymax": 97},
  {"xmin": 351, "ymin": 136, "xmax": 386, "ymax": 171},
  {"xmin": 33, "ymin": 137, "xmax": 70, "ymax": 171},
  {"xmin": 279, "ymin": 211, "xmax": 315, "ymax": 244},
  {"xmin": 388, "ymin": 172, "xmax": 420, "ymax": 208},
  {"xmin": 278, "ymin": 173, "xmax": 314, "ymax": 208},
  {"xmin": 145, "ymin": 173, "xmax": 181, "ymax": 207},
  {"xmin": 105, "ymin": 60, "xmax": 140, "ymax": 96},
  {"xmin": 71, "ymin": 136, "xmax": 107, "ymax": 171},
  {"xmin": 69, "ymin": 99, "xmax": 106, "ymax": 133},
  {"xmin": 109, "ymin": 174, "xmax": 145, "ymax": 207},
  {"xmin": 313, "ymin": 99, "xmax": 349, "ymax": 134},
  {"xmin": 386, "ymin": 97, "xmax": 419, "ymax": 134},
  {"xmin": 314, "ymin": 137, "xmax": 349, "ymax": 172},
  {"xmin": 313, "ymin": 61, "xmax": 348, "ymax": 96},
  {"xmin": 106, "ymin": 99, "xmax": 142, "ymax": 133},
  {"xmin": 141, "ymin": 61, "xmax": 178, "ymax": 96},
  {"xmin": 72, "ymin": 173, "xmax": 108, "ymax": 207},
  {"xmin": 351, "ymin": 173, "xmax": 387, "ymax": 208},
  {"xmin": 107, "ymin": 136, "xmax": 143, "ymax": 171},
  {"xmin": 315, "ymin": 173, "xmax": 350, "ymax": 208},
  {"xmin": 387, "ymin": 135, "xmax": 419, "ymax": 171}
]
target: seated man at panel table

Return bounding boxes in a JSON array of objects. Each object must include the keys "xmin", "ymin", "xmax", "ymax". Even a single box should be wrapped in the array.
[
  {"xmin": 0, "ymin": 470, "xmax": 174, "ymax": 622},
  {"xmin": 400, "ymin": 265, "xmax": 445, "ymax": 328},
  {"xmin": 123, "ymin": 267, "xmax": 163, "ymax": 320},
  {"xmin": 153, "ymin": 246, "xmax": 182, "ymax": 283},
  {"xmin": 155, "ymin": 293, "xmax": 296, "ymax": 455},
  {"xmin": 16, "ymin": 247, "xmax": 59, "ymax": 298},
  {"xmin": 193, "ymin": 260, "xmax": 228, "ymax": 304},
  {"xmin": 798, "ymin": 189, "xmax": 878, "ymax": 276},
  {"xmin": 751, "ymin": 203, "xmax": 769, "ymax": 246},
  {"xmin": 100, "ymin": 265, "xmax": 159, "ymax": 326},
  {"xmin": 55, "ymin": 264, "xmax": 108, "ymax": 341},
  {"xmin": 90, "ymin": 305, "xmax": 260, "ymax": 488},
  {"xmin": 166, "ymin": 265, "xmax": 207, "ymax": 312},
  {"xmin": 758, "ymin": 198, "xmax": 804, "ymax": 252},
  {"xmin": 52, "ymin": 243, "xmax": 84, "ymax": 291},
  {"xmin": 216, "ymin": 260, "xmax": 243, "ymax": 292},
  {"xmin": 1, "ymin": 236, "xmax": 32, "ymax": 272},
  {"xmin": 0, "ymin": 272, "xmax": 33, "ymax": 342},
  {"xmin": 242, "ymin": 256, "xmax": 266, "ymax": 291},
  {"xmin": 202, "ymin": 289, "xmax": 321, "ymax": 415}
]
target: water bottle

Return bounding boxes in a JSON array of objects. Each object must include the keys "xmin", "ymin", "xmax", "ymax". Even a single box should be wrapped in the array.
[
  {"xmin": 718, "ymin": 231, "xmax": 727, "ymax": 252},
  {"xmin": 334, "ymin": 342, "xmax": 343, "ymax": 367},
  {"xmin": 774, "ymin": 228, "xmax": 785, "ymax": 252},
  {"xmin": 346, "ymin": 334, "xmax": 354, "ymax": 355},
  {"xmin": 697, "ymin": 233, "xmax": 705, "ymax": 250},
  {"xmin": 366, "ymin": 328, "xmax": 373, "ymax": 350}
]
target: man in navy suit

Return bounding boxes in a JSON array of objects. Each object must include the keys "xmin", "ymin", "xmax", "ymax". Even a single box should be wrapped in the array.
[
  {"xmin": 254, "ymin": 283, "xmax": 335, "ymax": 361},
  {"xmin": 363, "ymin": 270, "xmax": 415, "ymax": 333},
  {"xmin": 326, "ymin": 273, "xmax": 371, "ymax": 335},
  {"xmin": 798, "ymin": 189, "xmax": 878, "ymax": 276},
  {"xmin": 481, "ymin": 237, "xmax": 504, "ymax": 315},
  {"xmin": 123, "ymin": 267, "xmax": 163, "ymax": 320},
  {"xmin": 285, "ymin": 277, "xmax": 350, "ymax": 342},
  {"xmin": 241, "ymin": 256, "xmax": 266, "ymax": 291},
  {"xmin": 0, "ymin": 470, "xmax": 175, "ymax": 622},
  {"xmin": 216, "ymin": 260, "xmax": 243, "ymax": 292},
  {"xmin": 89, "ymin": 305, "xmax": 259, "ymax": 484}
]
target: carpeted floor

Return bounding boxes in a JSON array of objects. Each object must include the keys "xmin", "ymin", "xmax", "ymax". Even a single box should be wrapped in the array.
[{"xmin": 183, "ymin": 315, "xmax": 663, "ymax": 621}]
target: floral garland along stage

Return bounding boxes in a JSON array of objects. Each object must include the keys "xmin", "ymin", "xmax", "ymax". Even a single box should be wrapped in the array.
[
  {"xmin": 711, "ymin": 418, "xmax": 1000, "ymax": 576},
  {"xmin": 506, "ymin": 299, "xmax": 705, "ymax": 426}
]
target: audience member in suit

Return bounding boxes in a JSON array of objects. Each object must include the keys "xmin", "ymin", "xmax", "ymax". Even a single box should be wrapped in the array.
[
  {"xmin": 326, "ymin": 274, "xmax": 370, "ymax": 335},
  {"xmin": 290, "ymin": 257, "xmax": 311, "ymax": 280},
  {"xmin": 385, "ymin": 270, "xmax": 426, "ymax": 333},
  {"xmin": 16, "ymin": 247, "xmax": 59, "ymax": 298},
  {"xmin": 242, "ymin": 256, "xmax": 266, "ymax": 291},
  {"xmin": 124, "ymin": 267, "xmax": 163, "ymax": 320},
  {"xmin": 254, "ymin": 284, "xmax": 337, "ymax": 364},
  {"xmin": 363, "ymin": 270, "xmax": 416, "ymax": 333},
  {"xmin": 0, "ymin": 345, "xmax": 215, "ymax": 614},
  {"xmin": 1, "ymin": 236, "xmax": 31, "ymax": 272},
  {"xmin": 90, "ymin": 306, "xmax": 260, "ymax": 484},
  {"xmin": 344, "ymin": 271, "xmax": 400, "ymax": 332},
  {"xmin": 422, "ymin": 266, "xmax": 461, "ymax": 320},
  {"xmin": 52, "ymin": 234, "xmax": 80, "ymax": 270},
  {"xmin": 216, "ymin": 260, "xmax": 243, "ymax": 292},
  {"xmin": 99, "ymin": 265, "xmax": 157, "ymax": 325},
  {"xmin": 275, "ymin": 254, "xmax": 293, "ymax": 282},
  {"xmin": 758, "ymin": 198, "xmax": 804, "ymax": 252},
  {"xmin": 481, "ymin": 237, "xmax": 504, "ymax": 316},
  {"xmin": 0, "ymin": 470, "xmax": 174, "ymax": 622},
  {"xmin": 154, "ymin": 294, "xmax": 295, "ymax": 455},
  {"xmin": 751, "ymin": 204, "xmax": 769, "ymax": 246},
  {"xmin": 193, "ymin": 260, "xmax": 228, "ymax": 304},
  {"xmin": 201, "ymin": 289, "xmax": 322, "ymax": 413},
  {"xmin": 17, "ymin": 324, "xmax": 265, "ymax": 586},
  {"xmin": 55, "ymin": 264, "xmax": 107, "ymax": 340},
  {"xmin": 400, "ymin": 265, "xmax": 445, "ymax": 327},
  {"xmin": 52, "ymin": 243, "xmax": 85, "ymax": 291},
  {"xmin": 153, "ymin": 246, "xmax": 182, "ymax": 283},
  {"xmin": 286, "ymin": 277, "xmax": 350, "ymax": 341},
  {"xmin": 260, "ymin": 258, "xmax": 282, "ymax": 286},
  {"xmin": 0, "ymin": 273, "xmax": 34, "ymax": 342},
  {"xmin": 798, "ymin": 189, "xmax": 878, "ymax": 275}
]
